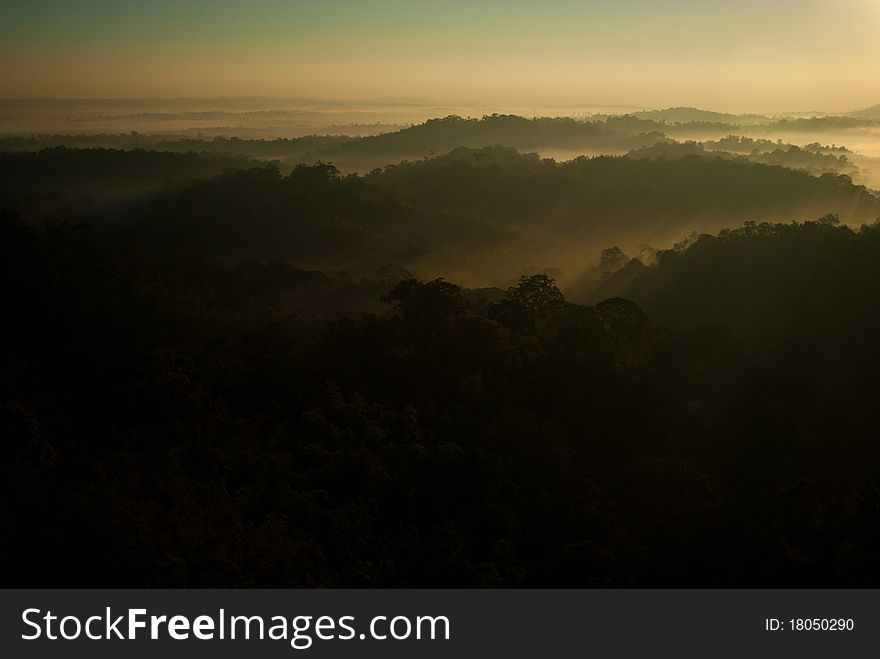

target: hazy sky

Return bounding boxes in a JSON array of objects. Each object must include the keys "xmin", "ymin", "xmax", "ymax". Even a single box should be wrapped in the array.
[{"xmin": 2, "ymin": 0, "xmax": 880, "ymax": 112}]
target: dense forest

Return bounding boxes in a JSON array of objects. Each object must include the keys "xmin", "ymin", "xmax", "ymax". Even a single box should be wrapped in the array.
[
  {"xmin": 3, "ymin": 131, "xmax": 880, "ymax": 587},
  {"xmin": 3, "ymin": 146, "xmax": 878, "ymax": 286}
]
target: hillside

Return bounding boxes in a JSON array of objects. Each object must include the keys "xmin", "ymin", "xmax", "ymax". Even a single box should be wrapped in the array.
[{"xmin": 4, "ymin": 146, "xmax": 879, "ymax": 287}]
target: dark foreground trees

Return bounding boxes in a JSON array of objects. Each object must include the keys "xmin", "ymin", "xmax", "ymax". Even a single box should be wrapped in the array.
[{"xmin": 4, "ymin": 213, "xmax": 880, "ymax": 587}]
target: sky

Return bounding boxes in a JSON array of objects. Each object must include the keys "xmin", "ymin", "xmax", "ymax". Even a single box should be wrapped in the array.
[{"xmin": 2, "ymin": 0, "xmax": 880, "ymax": 112}]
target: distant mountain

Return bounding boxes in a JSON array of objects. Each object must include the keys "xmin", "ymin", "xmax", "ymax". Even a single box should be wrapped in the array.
[
  {"xmin": 849, "ymin": 104, "xmax": 880, "ymax": 119},
  {"xmin": 300, "ymin": 114, "xmax": 672, "ymax": 171},
  {"xmin": 629, "ymin": 107, "xmax": 770, "ymax": 125}
]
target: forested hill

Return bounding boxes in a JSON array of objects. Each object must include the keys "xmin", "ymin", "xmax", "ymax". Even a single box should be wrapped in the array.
[
  {"xmin": 592, "ymin": 218, "xmax": 880, "ymax": 347},
  {"xmin": 372, "ymin": 147, "xmax": 879, "ymax": 232},
  {"xmin": 315, "ymin": 114, "xmax": 668, "ymax": 157},
  {"xmin": 628, "ymin": 107, "xmax": 770, "ymax": 124},
  {"xmin": 3, "ymin": 146, "xmax": 879, "ymax": 286}
]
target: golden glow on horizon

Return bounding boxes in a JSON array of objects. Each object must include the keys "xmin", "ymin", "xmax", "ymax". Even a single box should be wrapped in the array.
[{"xmin": 1, "ymin": 1, "xmax": 879, "ymax": 113}]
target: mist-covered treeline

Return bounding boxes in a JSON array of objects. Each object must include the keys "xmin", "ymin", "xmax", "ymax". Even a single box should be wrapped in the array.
[
  {"xmin": 5, "ymin": 111, "xmax": 879, "ymax": 185},
  {"xmin": 3, "ymin": 146, "xmax": 877, "ymax": 287},
  {"xmin": 4, "ymin": 111, "xmax": 873, "ymax": 158},
  {"xmin": 0, "ymin": 134, "xmax": 351, "ymax": 160},
  {"xmin": 0, "ymin": 114, "xmax": 670, "ymax": 160},
  {"xmin": 627, "ymin": 141, "xmax": 858, "ymax": 179},
  {"xmin": 0, "ymin": 147, "xmax": 271, "ymax": 224}
]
